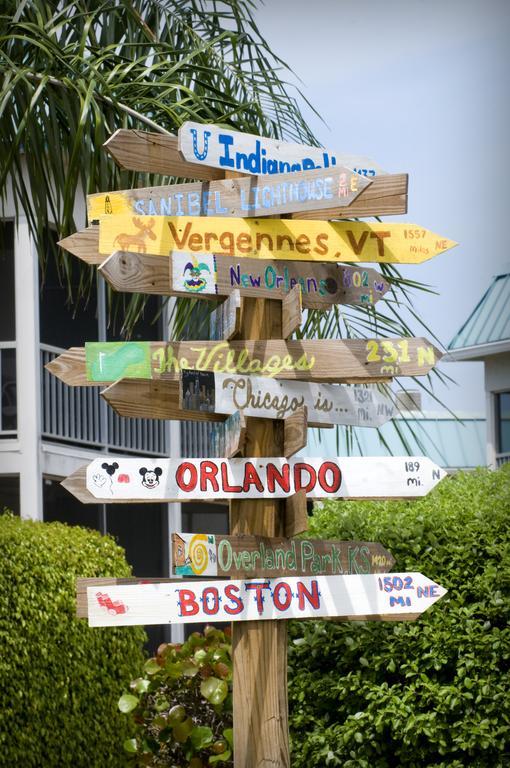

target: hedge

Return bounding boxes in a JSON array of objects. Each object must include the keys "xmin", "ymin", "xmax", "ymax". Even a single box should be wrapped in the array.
[
  {"xmin": 0, "ymin": 513, "xmax": 146, "ymax": 767},
  {"xmin": 288, "ymin": 466, "xmax": 510, "ymax": 767}
]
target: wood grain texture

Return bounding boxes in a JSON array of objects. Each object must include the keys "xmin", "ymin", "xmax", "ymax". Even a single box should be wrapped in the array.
[
  {"xmin": 171, "ymin": 532, "xmax": 395, "ymax": 578},
  {"xmin": 58, "ymin": 227, "xmax": 101, "ymax": 263},
  {"xmin": 47, "ymin": 338, "xmax": 439, "ymax": 387},
  {"xmin": 284, "ymin": 490, "xmax": 308, "ymax": 538},
  {"xmin": 229, "ymin": 295, "xmax": 290, "ymax": 768},
  {"xmin": 87, "ymin": 165, "xmax": 374, "ymax": 221},
  {"xmin": 101, "ymin": 378, "xmax": 226, "ymax": 422},
  {"xmin": 281, "ymin": 284, "xmax": 302, "ymax": 339},
  {"xmin": 292, "ymin": 173, "xmax": 408, "ymax": 219},
  {"xmin": 283, "ymin": 407, "xmax": 307, "ymax": 458},
  {"xmin": 104, "ymin": 129, "xmax": 225, "ymax": 180}
]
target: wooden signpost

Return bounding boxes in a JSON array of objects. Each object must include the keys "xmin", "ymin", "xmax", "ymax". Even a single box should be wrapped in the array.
[
  {"xmin": 181, "ymin": 371, "xmax": 397, "ymax": 427},
  {"xmin": 98, "ymin": 214, "xmax": 458, "ymax": 264},
  {"xmin": 170, "ymin": 532, "xmax": 395, "ymax": 578},
  {"xmin": 59, "ymin": 237, "xmax": 392, "ymax": 308},
  {"xmin": 85, "ymin": 572, "xmax": 446, "ymax": 627},
  {"xmin": 62, "ymin": 455, "xmax": 446, "ymax": 502},
  {"xmin": 178, "ymin": 121, "xmax": 388, "ymax": 178},
  {"xmin": 87, "ymin": 164, "xmax": 375, "ymax": 220},
  {"xmin": 45, "ymin": 337, "xmax": 442, "ymax": 387},
  {"xmin": 49, "ymin": 122, "xmax": 456, "ymax": 768}
]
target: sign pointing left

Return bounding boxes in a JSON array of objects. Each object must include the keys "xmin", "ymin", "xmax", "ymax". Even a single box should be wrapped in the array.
[{"xmin": 86, "ymin": 573, "xmax": 447, "ymax": 627}]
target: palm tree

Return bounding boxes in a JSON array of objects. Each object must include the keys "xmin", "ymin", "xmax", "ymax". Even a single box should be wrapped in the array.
[{"xmin": 0, "ymin": 0, "xmax": 451, "ymax": 450}]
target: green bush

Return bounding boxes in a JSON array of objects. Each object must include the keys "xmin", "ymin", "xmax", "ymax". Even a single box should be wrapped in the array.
[
  {"xmin": 288, "ymin": 467, "xmax": 510, "ymax": 767},
  {"xmin": 119, "ymin": 625, "xmax": 233, "ymax": 767},
  {"xmin": 0, "ymin": 513, "xmax": 146, "ymax": 767}
]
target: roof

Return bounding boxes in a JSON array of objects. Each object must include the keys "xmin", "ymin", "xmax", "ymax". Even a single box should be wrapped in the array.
[
  {"xmin": 299, "ymin": 413, "xmax": 486, "ymax": 471},
  {"xmin": 447, "ymin": 273, "xmax": 510, "ymax": 359}
]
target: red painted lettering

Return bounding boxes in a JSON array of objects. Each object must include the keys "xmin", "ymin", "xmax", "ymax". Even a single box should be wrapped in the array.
[
  {"xmin": 273, "ymin": 582, "xmax": 292, "ymax": 611},
  {"xmin": 245, "ymin": 581, "xmax": 271, "ymax": 614},
  {"xmin": 200, "ymin": 460, "xmax": 219, "ymax": 492},
  {"xmin": 242, "ymin": 461, "xmax": 264, "ymax": 493},
  {"xmin": 297, "ymin": 580, "xmax": 320, "ymax": 611},
  {"xmin": 177, "ymin": 588, "xmax": 199, "ymax": 616},
  {"xmin": 224, "ymin": 584, "xmax": 244, "ymax": 615},
  {"xmin": 176, "ymin": 462, "xmax": 197, "ymax": 492},
  {"xmin": 202, "ymin": 586, "xmax": 220, "ymax": 615},
  {"xmin": 293, "ymin": 462, "xmax": 317, "ymax": 493},
  {"xmin": 318, "ymin": 462, "xmax": 341, "ymax": 493},
  {"xmin": 267, "ymin": 462, "xmax": 291, "ymax": 494},
  {"xmin": 220, "ymin": 462, "xmax": 242, "ymax": 493}
]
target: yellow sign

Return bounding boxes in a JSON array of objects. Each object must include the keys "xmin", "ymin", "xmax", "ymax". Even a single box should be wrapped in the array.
[{"xmin": 99, "ymin": 215, "xmax": 457, "ymax": 264}]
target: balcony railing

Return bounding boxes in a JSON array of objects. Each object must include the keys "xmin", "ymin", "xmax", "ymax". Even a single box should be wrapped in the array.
[
  {"xmin": 180, "ymin": 420, "xmax": 216, "ymax": 458},
  {"xmin": 496, "ymin": 452, "xmax": 510, "ymax": 468},
  {"xmin": 41, "ymin": 344, "xmax": 167, "ymax": 455},
  {"xmin": 0, "ymin": 341, "xmax": 17, "ymax": 437}
]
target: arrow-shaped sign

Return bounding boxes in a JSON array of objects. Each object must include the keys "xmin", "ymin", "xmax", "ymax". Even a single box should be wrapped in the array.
[
  {"xmin": 98, "ymin": 215, "xmax": 457, "ymax": 265},
  {"xmin": 63, "ymin": 455, "xmax": 446, "ymax": 503},
  {"xmin": 88, "ymin": 165, "xmax": 377, "ymax": 221},
  {"xmin": 45, "ymin": 337, "xmax": 442, "ymax": 386},
  {"xmin": 181, "ymin": 371, "xmax": 397, "ymax": 427},
  {"xmin": 171, "ymin": 532, "xmax": 395, "ymax": 578},
  {"xmin": 86, "ymin": 572, "xmax": 447, "ymax": 627},
  {"xmin": 178, "ymin": 121, "xmax": 388, "ymax": 178}
]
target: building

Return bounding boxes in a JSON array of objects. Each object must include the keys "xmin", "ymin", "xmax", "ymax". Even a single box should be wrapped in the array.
[
  {"xmin": 0, "ymin": 211, "xmax": 226, "ymax": 646},
  {"xmin": 302, "ymin": 411, "xmax": 486, "ymax": 472},
  {"xmin": 447, "ymin": 272, "xmax": 510, "ymax": 468}
]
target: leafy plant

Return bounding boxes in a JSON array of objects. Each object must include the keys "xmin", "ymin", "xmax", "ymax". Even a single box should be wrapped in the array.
[
  {"xmin": 120, "ymin": 625, "xmax": 233, "ymax": 766},
  {"xmin": 0, "ymin": 512, "xmax": 146, "ymax": 767},
  {"xmin": 288, "ymin": 466, "xmax": 510, "ymax": 767}
]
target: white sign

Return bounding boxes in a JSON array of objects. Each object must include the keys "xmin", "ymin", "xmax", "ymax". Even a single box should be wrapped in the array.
[
  {"xmin": 84, "ymin": 456, "xmax": 446, "ymax": 501},
  {"xmin": 87, "ymin": 572, "xmax": 446, "ymax": 627},
  {"xmin": 178, "ymin": 121, "xmax": 386, "ymax": 178},
  {"xmin": 181, "ymin": 371, "xmax": 396, "ymax": 426},
  {"xmin": 171, "ymin": 252, "xmax": 218, "ymax": 295}
]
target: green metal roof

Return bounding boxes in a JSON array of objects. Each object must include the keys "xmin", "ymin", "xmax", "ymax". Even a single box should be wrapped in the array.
[
  {"xmin": 300, "ymin": 413, "xmax": 486, "ymax": 471},
  {"xmin": 448, "ymin": 273, "xmax": 510, "ymax": 350}
]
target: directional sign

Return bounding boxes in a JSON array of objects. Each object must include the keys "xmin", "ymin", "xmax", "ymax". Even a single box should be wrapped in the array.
[
  {"xmin": 178, "ymin": 121, "xmax": 387, "ymax": 178},
  {"xmin": 98, "ymin": 215, "xmax": 457, "ymax": 264},
  {"xmin": 88, "ymin": 165, "xmax": 374, "ymax": 221},
  {"xmin": 96, "ymin": 248, "xmax": 392, "ymax": 310},
  {"xmin": 46, "ymin": 337, "xmax": 441, "ymax": 387},
  {"xmin": 64, "ymin": 455, "xmax": 446, "ymax": 503},
  {"xmin": 171, "ymin": 532, "xmax": 395, "ymax": 578},
  {"xmin": 86, "ymin": 572, "xmax": 447, "ymax": 627},
  {"xmin": 181, "ymin": 371, "xmax": 396, "ymax": 427},
  {"xmin": 103, "ymin": 129, "xmax": 225, "ymax": 181}
]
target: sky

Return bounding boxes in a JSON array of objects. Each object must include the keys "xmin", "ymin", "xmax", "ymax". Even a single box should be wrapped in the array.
[{"xmin": 256, "ymin": 0, "xmax": 510, "ymax": 413}]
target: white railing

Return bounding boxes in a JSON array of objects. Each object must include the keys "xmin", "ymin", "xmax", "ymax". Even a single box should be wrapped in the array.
[
  {"xmin": 40, "ymin": 344, "xmax": 167, "ymax": 455},
  {"xmin": 0, "ymin": 341, "xmax": 17, "ymax": 436},
  {"xmin": 496, "ymin": 452, "xmax": 510, "ymax": 468}
]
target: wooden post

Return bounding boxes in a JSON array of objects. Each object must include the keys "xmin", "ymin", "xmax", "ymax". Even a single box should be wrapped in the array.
[{"xmin": 230, "ymin": 295, "xmax": 290, "ymax": 767}]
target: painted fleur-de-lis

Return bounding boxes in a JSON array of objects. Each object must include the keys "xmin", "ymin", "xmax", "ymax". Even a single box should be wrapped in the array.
[{"xmin": 190, "ymin": 127, "xmax": 211, "ymax": 161}]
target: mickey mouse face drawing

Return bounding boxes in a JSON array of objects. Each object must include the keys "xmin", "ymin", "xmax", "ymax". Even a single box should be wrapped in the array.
[
  {"xmin": 102, "ymin": 462, "xmax": 119, "ymax": 477},
  {"xmin": 139, "ymin": 467, "xmax": 163, "ymax": 489}
]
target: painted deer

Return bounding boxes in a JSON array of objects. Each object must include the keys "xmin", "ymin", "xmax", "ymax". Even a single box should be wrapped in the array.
[{"xmin": 113, "ymin": 217, "xmax": 157, "ymax": 253}]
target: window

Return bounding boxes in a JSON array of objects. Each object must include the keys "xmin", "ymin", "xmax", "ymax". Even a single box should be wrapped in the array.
[
  {"xmin": 496, "ymin": 392, "xmax": 510, "ymax": 454},
  {"xmin": 0, "ymin": 475, "xmax": 20, "ymax": 515}
]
